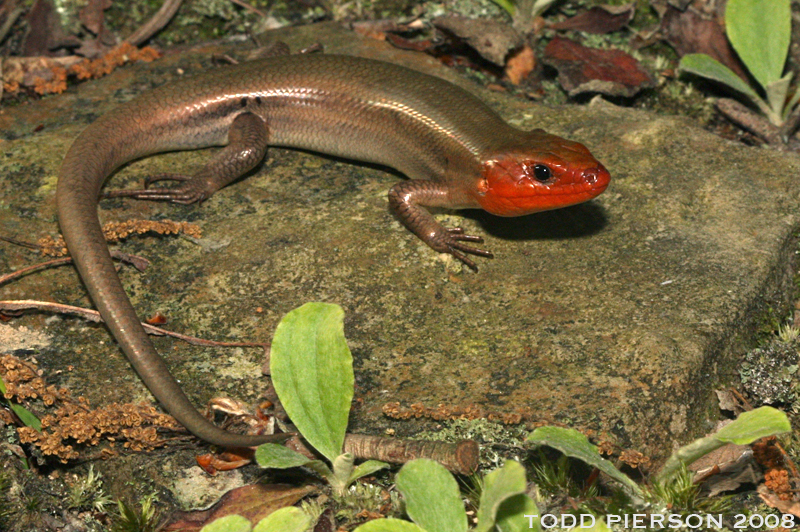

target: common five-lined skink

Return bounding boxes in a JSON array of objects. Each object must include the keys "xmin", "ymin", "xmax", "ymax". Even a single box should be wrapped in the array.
[{"xmin": 56, "ymin": 53, "xmax": 610, "ymax": 447}]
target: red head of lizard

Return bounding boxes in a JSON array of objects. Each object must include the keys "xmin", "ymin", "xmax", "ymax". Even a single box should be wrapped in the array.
[{"xmin": 474, "ymin": 129, "xmax": 610, "ymax": 217}]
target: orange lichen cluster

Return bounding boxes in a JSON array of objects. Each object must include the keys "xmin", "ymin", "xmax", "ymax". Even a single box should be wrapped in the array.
[
  {"xmin": 1, "ymin": 354, "xmax": 178, "ymax": 463},
  {"xmin": 3, "ymin": 79, "xmax": 20, "ymax": 94},
  {"xmin": 1, "ymin": 355, "xmax": 70, "ymax": 406},
  {"xmin": 764, "ymin": 468, "xmax": 792, "ymax": 501},
  {"xmin": 619, "ymin": 449, "xmax": 651, "ymax": 469},
  {"xmin": 753, "ymin": 437, "xmax": 794, "ymax": 501},
  {"xmin": 381, "ymin": 401, "xmax": 526, "ymax": 425},
  {"xmin": 21, "ymin": 42, "xmax": 161, "ymax": 95},
  {"xmin": 32, "ymin": 65, "xmax": 69, "ymax": 95},
  {"xmin": 100, "ymin": 218, "xmax": 202, "ymax": 241},
  {"xmin": 38, "ymin": 219, "xmax": 202, "ymax": 257},
  {"xmin": 17, "ymin": 401, "xmax": 178, "ymax": 462},
  {"xmin": 68, "ymin": 42, "xmax": 160, "ymax": 81}
]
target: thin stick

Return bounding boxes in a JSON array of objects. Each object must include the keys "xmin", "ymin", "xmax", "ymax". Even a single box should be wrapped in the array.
[
  {"xmin": 0, "ymin": 251, "xmax": 150, "ymax": 287},
  {"xmin": 0, "ymin": 299, "xmax": 267, "ymax": 349},
  {"xmin": 125, "ymin": 0, "xmax": 184, "ymax": 46}
]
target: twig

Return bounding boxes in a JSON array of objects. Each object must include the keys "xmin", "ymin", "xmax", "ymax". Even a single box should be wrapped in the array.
[
  {"xmin": 0, "ymin": 299, "xmax": 267, "ymax": 350},
  {"xmin": 125, "ymin": 0, "xmax": 184, "ymax": 46},
  {"xmin": 0, "ymin": 235, "xmax": 41, "ymax": 250},
  {"xmin": 775, "ymin": 441, "xmax": 800, "ymax": 480},
  {"xmin": 715, "ymin": 98, "xmax": 781, "ymax": 145},
  {"xmin": 228, "ymin": 0, "xmax": 267, "ymax": 17},
  {"xmin": 0, "ymin": 251, "xmax": 149, "ymax": 287},
  {"xmin": 345, "ymin": 434, "xmax": 479, "ymax": 474},
  {"xmin": 286, "ymin": 432, "xmax": 479, "ymax": 474},
  {"xmin": 0, "ymin": 5, "xmax": 25, "ymax": 46}
]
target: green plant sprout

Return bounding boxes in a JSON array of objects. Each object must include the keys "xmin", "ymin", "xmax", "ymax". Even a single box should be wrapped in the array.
[
  {"xmin": 199, "ymin": 303, "xmax": 388, "ymax": 532},
  {"xmin": 256, "ymin": 303, "xmax": 389, "ymax": 497},
  {"xmin": 777, "ymin": 323, "xmax": 800, "ymax": 344},
  {"xmin": 112, "ymin": 493, "xmax": 159, "ymax": 532},
  {"xmin": 679, "ymin": 0, "xmax": 796, "ymax": 129},
  {"xmin": 66, "ymin": 465, "xmax": 113, "ymax": 512}
]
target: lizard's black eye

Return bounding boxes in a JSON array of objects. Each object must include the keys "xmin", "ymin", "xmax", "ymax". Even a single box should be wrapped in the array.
[{"xmin": 533, "ymin": 164, "xmax": 552, "ymax": 182}]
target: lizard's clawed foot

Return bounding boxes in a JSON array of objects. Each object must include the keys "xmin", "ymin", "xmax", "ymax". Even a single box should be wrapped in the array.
[
  {"xmin": 103, "ymin": 174, "xmax": 208, "ymax": 204},
  {"xmin": 443, "ymin": 228, "xmax": 494, "ymax": 270}
]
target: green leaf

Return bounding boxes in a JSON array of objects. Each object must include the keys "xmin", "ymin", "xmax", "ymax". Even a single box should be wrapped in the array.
[
  {"xmin": 255, "ymin": 444, "xmax": 334, "ymax": 482},
  {"xmin": 353, "ymin": 518, "xmax": 427, "ymax": 532},
  {"xmin": 270, "ymin": 303, "xmax": 353, "ymax": 462},
  {"xmin": 678, "ymin": 54, "xmax": 765, "ymax": 108},
  {"xmin": 715, "ymin": 406, "xmax": 790, "ymax": 444},
  {"xmin": 331, "ymin": 453, "xmax": 356, "ymax": 495},
  {"xmin": 489, "ymin": 0, "xmax": 516, "ymax": 16},
  {"xmin": 0, "ymin": 376, "xmax": 41, "ymax": 431},
  {"xmin": 765, "ymin": 72, "xmax": 793, "ymax": 125},
  {"xmin": 475, "ymin": 460, "xmax": 527, "ymax": 532},
  {"xmin": 495, "ymin": 494, "xmax": 540, "ymax": 532},
  {"xmin": 526, "ymin": 427, "xmax": 644, "ymax": 498},
  {"xmin": 11, "ymin": 404, "xmax": 41, "ymax": 431},
  {"xmin": 349, "ymin": 460, "xmax": 390, "ymax": 485},
  {"xmin": 252, "ymin": 507, "xmax": 311, "ymax": 532},
  {"xmin": 255, "ymin": 444, "xmax": 315, "ymax": 469},
  {"xmin": 395, "ymin": 459, "xmax": 467, "ymax": 532},
  {"xmin": 657, "ymin": 406, "xmax": 790, "ymax": 482},
  {"xmin": 726, "ymin": 0, "xmax": 790, "ymax": 90},
  {"xmin": 200, "ymin": 515, "xmax": 252, "ymax": 532}
]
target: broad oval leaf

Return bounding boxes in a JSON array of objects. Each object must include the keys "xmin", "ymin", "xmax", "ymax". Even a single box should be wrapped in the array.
[
  {"xmin": 395, "ymin": 459, "xmax": 467, "ymax": 532},
  {"xmin": 252, "ymin": 507, "xmax": 312, "ymax": 532},
  {"xmin": 715, "ymin": 406, "xmax": 790, "ymax": 444},
  {"xmin": 475, "ymin": 460, "xmax": 527, "ymax": 532},
  {"xmin": 678, "ymin": 54, "xmax": 762, "ymax": 105},
  {"xmin": 349, "ymin": 460, "xmax": 390, "ymax": 485},
  {"xmin": 353, "ymin": 518, "xmax": 427, "ymax": 532},
  {"xmin": 526, "ymin": 426, "xmax": 643, "ymax": 498},
  {"xmin": 656, "ymin": 406, "xmax": 790, "ymax": 483},
  {"xmin": 270, "ymin": 303, "xmax": 353, "ymax": 462},
  {"xmin": 200, "ymin": 515, "xmax": 252, "ymax": 532},
  {"xmin": 726, "ymin": 0, "xmax": 790, "ymax": 90},
  {"xmin": 255, "ymin": 443, "xmax": 314, "ymax": 469},
  {"xmin": 495, "ymin": 494, "xmax": 541, "ymax": 532}
]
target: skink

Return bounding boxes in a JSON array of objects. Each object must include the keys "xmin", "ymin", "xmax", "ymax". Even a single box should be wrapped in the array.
[{"xmin": 56, "ymin": 53, "xmax": 610, "ymax": 447}]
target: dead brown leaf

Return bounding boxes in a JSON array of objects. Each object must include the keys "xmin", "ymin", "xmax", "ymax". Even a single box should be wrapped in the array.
[
  {"xmin": 758, "ymin": 484, "xmax": 800, "ymax": 517},
  {"xmin": 433, "ymin": 15, "xmax": 523, "ymax": 66},
  {"xmin": 542, "ymin": 36, "xmax": 654, "ymax": 97},
  {"xmin": 161, "ymin": 484, "xmax": 317, "ymax": 531},
  {"xmin": 78, "ymin": 0, "xmax": 112, "ymax": 36},
  {"xmin": 21, "ymin": 0, "xmax": 80, "ymax": 56},
  {"xmin": 658, "ymin": 3, "xmax": 747, "ymax": 81},
  {"xmin": 551, "ymin": 4, "xmax": 635, "ymax": 34}
]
